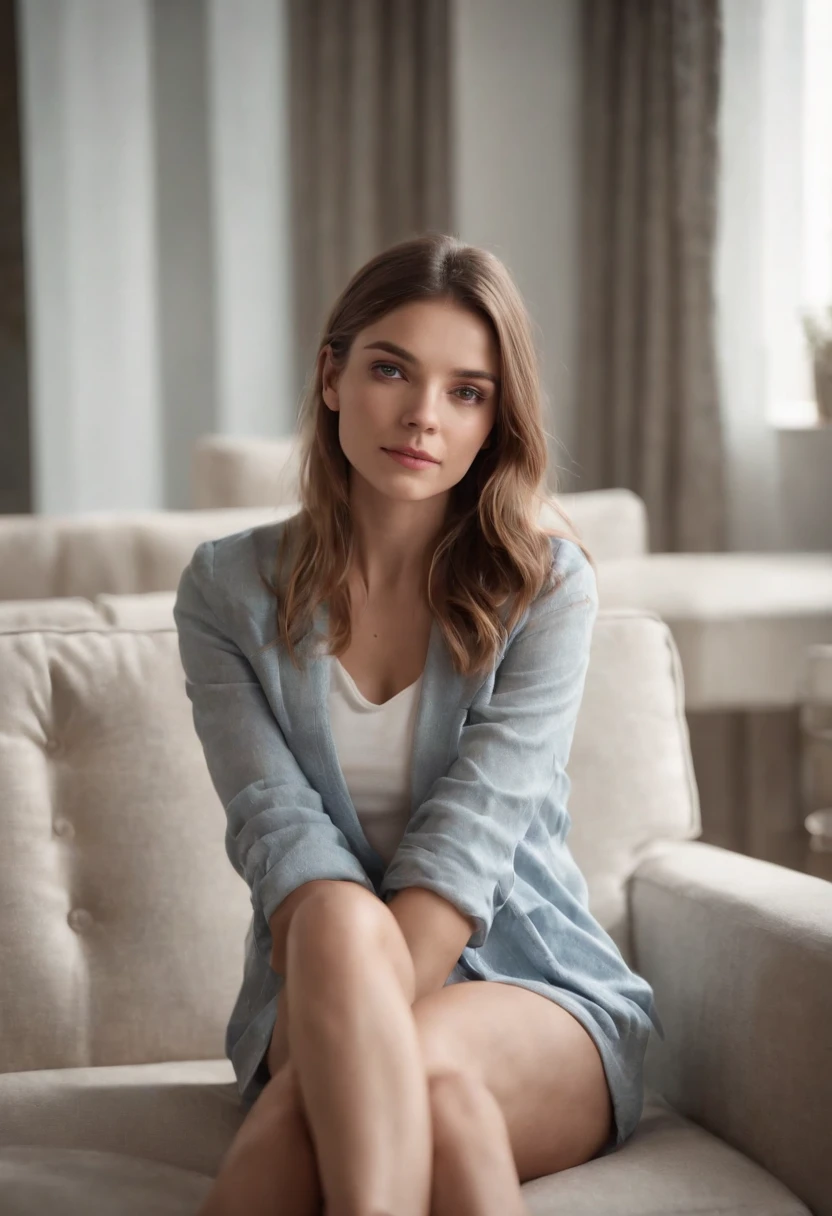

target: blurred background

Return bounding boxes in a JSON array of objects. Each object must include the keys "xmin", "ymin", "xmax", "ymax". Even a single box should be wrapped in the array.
[{"xmin": 0, "ymin": 0, "xmax": 831, "ymax": 553}]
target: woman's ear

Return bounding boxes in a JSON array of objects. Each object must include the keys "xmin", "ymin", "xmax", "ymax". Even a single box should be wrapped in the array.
[{"xmin": 321, "ymin": 345, "xmax": 340, "ymax": 411}]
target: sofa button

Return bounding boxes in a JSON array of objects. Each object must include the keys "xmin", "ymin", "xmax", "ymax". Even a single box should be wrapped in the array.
[
  {"xmin": 44, "ymin": 737, "xmax": 60, "ymax": 755},
  {"xmin": 53, "ymin": 818, "xmax": 74, "ymax": 839},
  {"xmin": 67, "ymin": 908, "xmax": 93, "ymax": 932}
]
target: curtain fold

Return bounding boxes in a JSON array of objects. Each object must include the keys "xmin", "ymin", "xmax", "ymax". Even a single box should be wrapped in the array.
[
  {"xmin": 288, "ymin": 0, "xmax": 451, "ymax": 381},
  {"xmin": 577, "ymin": 0, "xmax": 727, "ymax": 552}
]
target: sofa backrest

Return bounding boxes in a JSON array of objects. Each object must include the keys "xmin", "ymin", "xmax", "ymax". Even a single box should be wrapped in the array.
[
  {"xmin": 0, "ymin": 592, "xmax": 177, "ymax": 631},
  {"xmin": 0, "ymin": 491, "xmax": 649, "ymax": 603},
  {"xmin": 0, "ymin": 508, "xmax": 290, "ymax": 600},
  {"xmin": 193, "ymin": 435, "xmax": 651, "ymax": 559},
  {"xmin": 0, "ymin": 602, "xmax": 697, "ymax": 1075}
]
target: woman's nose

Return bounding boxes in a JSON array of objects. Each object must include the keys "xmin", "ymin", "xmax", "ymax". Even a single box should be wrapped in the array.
[{"xmin": 402, "ymin": 385, "xmax": 441, "ymax": 425}]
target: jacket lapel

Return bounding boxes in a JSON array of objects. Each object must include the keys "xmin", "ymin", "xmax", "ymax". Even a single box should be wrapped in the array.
[{"xmin": 274, "ymin": 597, "xmax": 485, "ymax": 881}]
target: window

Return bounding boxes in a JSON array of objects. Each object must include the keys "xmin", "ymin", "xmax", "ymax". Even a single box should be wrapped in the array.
[{"xmin": 764, "ymin": 0, "xmax": 832, "ymax": 426}]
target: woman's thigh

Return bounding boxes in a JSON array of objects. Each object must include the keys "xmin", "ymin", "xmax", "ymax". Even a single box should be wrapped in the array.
[
  {"xmin": 412, "ymin": 980, "xmax": 614, "ymax": 1182},
  {"xmin": 269, "ymin": 974, "xmax": 612, "ymax": 1182}
]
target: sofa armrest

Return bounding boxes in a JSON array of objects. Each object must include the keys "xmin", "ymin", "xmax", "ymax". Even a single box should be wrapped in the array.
[{"xmin": 630, "ymin": 840, "xmax": 832, "ymax": 1216}]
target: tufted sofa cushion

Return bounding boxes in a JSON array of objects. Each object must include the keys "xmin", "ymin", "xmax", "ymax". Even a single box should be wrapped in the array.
[
  {"xmin": 0, "ymin": 623, "xmax": 251, "ymax": 1076},
  {"xmin": 567, "ymin": 610, "xmax": 700, "ymax": 944}
]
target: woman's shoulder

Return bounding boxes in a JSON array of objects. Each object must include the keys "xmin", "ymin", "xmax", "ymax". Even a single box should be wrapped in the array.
[
  {"xmin": 537, "ymin": 531, "xmax": 598, "ymax": 614},
  {"xmin": 176, "ymin": 513, "xmax": 298, "ymax": 636},
  {"xmin": 492, "ymin": 531, "xmax": 597, "ymax": 654},
  {"xmin": 209, "ymin": 512, "xmax": 298, "ymax": 595}
]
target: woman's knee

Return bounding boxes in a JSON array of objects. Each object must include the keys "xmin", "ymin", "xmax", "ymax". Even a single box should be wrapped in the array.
[
  {"xmin": 286, "ymin": 882, "xmax": 415, "ymax": 998},
  {"xmin": 249, "ymin": 1059, "xmax": 306, "ymax": 1131},
  {"xmin": 427, "ymin": 1069, "xmax": 503, "ymax": 1147},
  {"xmin": 287, "ymin": 881, "xmax": 388, "ymax": 955}
]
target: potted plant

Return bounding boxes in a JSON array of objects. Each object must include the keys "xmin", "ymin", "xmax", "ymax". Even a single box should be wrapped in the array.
[{"xmin": 802, "ymin": 305, "xmax": 832, "ymax": 423}]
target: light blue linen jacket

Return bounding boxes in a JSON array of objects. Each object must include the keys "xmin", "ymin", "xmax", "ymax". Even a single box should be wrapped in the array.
[{"xmin": 173, "ymin": 517, "xmax": 664, "ymax": 1151}]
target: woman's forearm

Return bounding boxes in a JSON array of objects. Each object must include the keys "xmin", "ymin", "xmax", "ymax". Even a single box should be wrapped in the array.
[{"xmin": 385, "ymin": 887, "xmax": 475, "ymax": 1002}]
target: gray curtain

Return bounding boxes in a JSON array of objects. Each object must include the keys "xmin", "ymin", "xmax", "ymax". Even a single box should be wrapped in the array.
[
  {"xmin": 576, "ymin": 0, "xmax": 727, "ymax": 553},
  {"xmin": 288, "ymin": 0, "xmax": 451, "ymax": 383}
]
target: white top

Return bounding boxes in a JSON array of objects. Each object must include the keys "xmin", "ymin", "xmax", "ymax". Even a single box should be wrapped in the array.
[{"xmin": 328, "ymin": 657, "xmax": 423, "ymax": 864}]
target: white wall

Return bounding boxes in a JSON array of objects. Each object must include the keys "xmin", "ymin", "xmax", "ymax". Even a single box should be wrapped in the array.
[{"xmin": 450, "ymin": 0, "xmax": 584, "ymax": 494}]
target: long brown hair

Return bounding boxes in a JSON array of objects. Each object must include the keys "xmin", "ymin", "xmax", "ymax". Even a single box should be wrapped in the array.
[{"xmin": 268, "ymin": 231, "xmax": 593, "ymax": 677}]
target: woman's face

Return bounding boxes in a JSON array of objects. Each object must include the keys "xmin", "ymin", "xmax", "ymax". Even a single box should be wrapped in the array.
[{"xmin": 321, "ymin": 298, "xmax": 500, "ymax": 505}]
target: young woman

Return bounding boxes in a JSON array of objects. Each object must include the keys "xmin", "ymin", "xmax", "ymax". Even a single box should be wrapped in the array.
[{"xmin": 174, "ymin": 232, "xmax": 663, "ymax": 1216}]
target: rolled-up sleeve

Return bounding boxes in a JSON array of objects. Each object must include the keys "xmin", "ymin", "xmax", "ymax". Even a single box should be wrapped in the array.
[
  {"xmin": 174, "ymin": 540, "xmax": 375, "ymax": 957},
  {"xmin": 379, "ymin": 541, "xmax": 598, "ymax": 950}
]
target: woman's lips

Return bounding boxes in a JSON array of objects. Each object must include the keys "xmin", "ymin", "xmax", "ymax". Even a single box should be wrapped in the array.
[{"xmin": 383, "ymin": 448, "xmax": 438, "ymax": 469}]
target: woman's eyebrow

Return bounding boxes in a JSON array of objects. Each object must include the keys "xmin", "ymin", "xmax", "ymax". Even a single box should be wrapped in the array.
[{"xmin": 363, "ymin": 340, "xmax": 500, "ymax": 386}]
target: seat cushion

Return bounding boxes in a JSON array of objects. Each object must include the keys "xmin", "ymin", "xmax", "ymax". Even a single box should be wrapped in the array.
[
  {"xmin": 527, "ymin": 1094, "xmax": 810, "ymax": 1215},
  {"xmin": 0, "ymin": 1147, "xmax": 211, "ymax": 1216},
  {"xmin": 596, "ymin": 553, "xmax": 832, "ymax": 709},
  {"xmin": 0, "ymin": 1059, "xmax": 243, "ymax": 1178},
  {"xmin": 0, "ymin": 1065, "xmax": 809, "ymax": 1216}
]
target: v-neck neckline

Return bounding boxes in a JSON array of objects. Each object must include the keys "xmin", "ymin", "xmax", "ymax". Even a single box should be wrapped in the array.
[
  {"xmin": 269, "ymin": 591, "xmax": 491, "ymax": 882},
  {"xmin": 332, "ymin": 655, "xmax": 424, "ymax": 710},
  {"xmin": 312, "ymin": 602, "xmax": 440, "ymax": 870}
]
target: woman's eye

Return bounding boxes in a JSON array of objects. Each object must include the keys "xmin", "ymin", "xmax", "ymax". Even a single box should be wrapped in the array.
[
  {"xmin": 373, "ymin": 362, "xmax": 402, "ymax": 379},
  {"xmin": 456, "ymin": 386, "xmax": 484, "ymax": 403}
]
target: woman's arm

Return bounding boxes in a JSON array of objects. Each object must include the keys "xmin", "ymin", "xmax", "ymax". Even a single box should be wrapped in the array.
[
  {"xmin": 386, "ymin": 888, "xmax": 475, "ymax": 1002},
  {"xmin": 380, "ymin": 539, "xmax": 598, "ymax": 952},
  {"xmin": 174, "ymin": 540, "xmax": 376, "ymax": 962}
]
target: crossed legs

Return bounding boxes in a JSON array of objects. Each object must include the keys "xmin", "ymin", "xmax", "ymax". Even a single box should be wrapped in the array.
[{"xmin": 196, "ymin": 882, "xmax": 612, "ymax": 1216}]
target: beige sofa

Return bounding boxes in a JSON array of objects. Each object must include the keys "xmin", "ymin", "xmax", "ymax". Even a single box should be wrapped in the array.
[{"xmin": 1, "ymin": 592, "xmax": 830, "ymax": 1215}]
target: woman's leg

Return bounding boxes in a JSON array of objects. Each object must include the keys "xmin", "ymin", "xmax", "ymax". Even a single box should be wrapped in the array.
[
  {"xmin": 196, "ymin": 888, "xmax": 560, "ymax": 1216},
  {"xmin": 285, "ymin": 882, "xmax": 433, "ymax": 1216},
  {"xmin": 428, "ymin": 1071, "xmax": 528, "ymax": 1216},
  {"xmin": 195, "ymin": 1059, "xmax": 323, "ymax": 1216}
]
